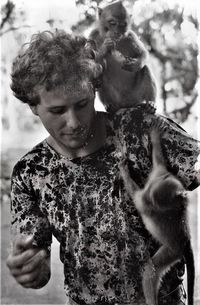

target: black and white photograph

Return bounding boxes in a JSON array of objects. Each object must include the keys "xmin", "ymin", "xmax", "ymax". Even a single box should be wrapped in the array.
[{"xmin": 1, "ymin": 0, "xmax": 200, "ymax": 304}]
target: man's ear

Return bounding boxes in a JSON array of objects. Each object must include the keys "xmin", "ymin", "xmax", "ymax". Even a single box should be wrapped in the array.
[{"xmin": 29, "ymin": 105, "xmax": 38, "ymax": 116}]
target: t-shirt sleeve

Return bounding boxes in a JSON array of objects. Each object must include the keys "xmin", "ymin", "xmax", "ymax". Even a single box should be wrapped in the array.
[
  {"xmin": 10, "ymin": 161, "xmax": 52, "ymax": 249},
  {"xmin": 149, "ymin": 114, "xmax": 200, "ymax": 190}
]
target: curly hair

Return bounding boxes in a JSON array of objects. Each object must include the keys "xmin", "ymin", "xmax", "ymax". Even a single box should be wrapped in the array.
[{"xmin": 11, "ymin": 30, "xmax": 103, "ymax": 105}]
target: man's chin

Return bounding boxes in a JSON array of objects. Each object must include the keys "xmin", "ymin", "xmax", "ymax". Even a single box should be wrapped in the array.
[{"xmin": 64, "ymin": 139, "xmax": 87, "ymax": 150}]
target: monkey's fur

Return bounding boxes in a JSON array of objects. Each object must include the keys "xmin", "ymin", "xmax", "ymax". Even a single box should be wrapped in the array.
[
  {"xmin": 89, "ymin": 1, "xmax": 156, "ymax": 112},
  {"xmin": 119, "ymin": 118, "xmax": 194, "ymax": 305}
]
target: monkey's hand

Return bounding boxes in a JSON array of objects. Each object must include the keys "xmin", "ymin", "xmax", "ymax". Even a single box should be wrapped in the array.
[
  {"xmin": 100, "ymin": 37, "xmax": 116, "ymax": 56},
  {"xmin": 150, "ymin": 116, "xmax": 168, "ymax": 133},
  {"xmin": 121, "ymin": 57, "xmax": 142, "ymax": 72},
  {"xmin": 138, "ymin": 101, "xmax": 156, "ymax": 115},
  {"xmin": 119, "ymin": 159, "xmax": 140, "ymax": 195}
]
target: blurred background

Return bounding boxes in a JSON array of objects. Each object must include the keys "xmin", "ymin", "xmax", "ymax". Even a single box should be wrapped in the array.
[{"xmin": 0, "ymin": 0, "xmax": 199, "ymax": 304}]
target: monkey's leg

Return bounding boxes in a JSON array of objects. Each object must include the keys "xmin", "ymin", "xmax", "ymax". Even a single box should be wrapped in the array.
[
  {"xmin": 140, "ymin": 66, "xmax": 157, "ymax": 102},
  {"xmin": 142, "ymin": 245, "xmax": 180, "ymax": 305},
  {"xmin": 119, "ymin": 160, "xmax": 139, "ymax": 199},
  {"xmin": 131, "ymin": 66, "xmax": 156, "ymax": 102},
  {"xmin": 142, "ymin": 259, "xmax": 158, "ymax": 305}
]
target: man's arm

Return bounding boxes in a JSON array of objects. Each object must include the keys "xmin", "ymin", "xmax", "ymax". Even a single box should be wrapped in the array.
[
  {"xmin": 8, "ymin": 158, "xmax": 53, "ymax": 289},
  {"xmin": 6, "ymin": 235, "xmax": 51, "ymax": 289}
]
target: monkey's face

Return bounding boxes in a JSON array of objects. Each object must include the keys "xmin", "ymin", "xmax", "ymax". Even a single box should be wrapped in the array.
[
  {"xmin": 151, "ymin": 176, "xmax": 188, "ymax": 211},
  {"xmin": 100, "ymin": 3, "xmax": 128, "ymax": 39}
]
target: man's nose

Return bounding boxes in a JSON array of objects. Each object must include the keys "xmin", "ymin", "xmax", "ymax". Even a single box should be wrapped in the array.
[{"xmin": 65, "ymin": 109, "xmax": 81, "ymax": 130}]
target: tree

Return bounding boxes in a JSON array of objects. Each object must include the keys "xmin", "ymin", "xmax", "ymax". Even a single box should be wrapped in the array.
[{"xmin": 0, "ymin": 0, "xmax": 30, "ymax": 36}]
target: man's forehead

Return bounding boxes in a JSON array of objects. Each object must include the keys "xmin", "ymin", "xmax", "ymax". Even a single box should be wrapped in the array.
[{"xmin": 38, "ymin": 80, "xmax": 94, "ymax": 104}]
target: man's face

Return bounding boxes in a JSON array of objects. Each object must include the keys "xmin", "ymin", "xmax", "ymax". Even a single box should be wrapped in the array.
[{"xmin": 31, "ymin": 81, "xmax": 96, "ymax": 150}]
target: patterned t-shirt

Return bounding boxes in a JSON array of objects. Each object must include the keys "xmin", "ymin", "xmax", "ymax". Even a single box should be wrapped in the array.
[{"xmin": 10, "ymin": 108, "xmax": 200, "ymax": 305}]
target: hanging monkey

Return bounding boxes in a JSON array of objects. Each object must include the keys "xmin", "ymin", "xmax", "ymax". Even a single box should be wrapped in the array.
[
  {"xmin": 119, "ymin": 117, "xmax": 194, "ymax": 305},
  {"xmin": 89, "ymin": 0, "xmax": 157, "ymax": 112}
]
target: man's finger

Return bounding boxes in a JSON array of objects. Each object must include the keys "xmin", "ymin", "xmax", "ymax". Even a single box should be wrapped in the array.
[
  {"xmin": 9, "ymin": 267, "xmax": 22, "ymax": 276},
  {"xmin": 15, "ymin": 268, "xmax": 40, "ymax": 285},
  {"xmin": 13, "ymin": 235, "xmax": 34, "ymax": 254},
  {"xmin": 7, "ymin": 248, "xmax": 38, "ymax": 269},
  {"xmin": 22, "ymin": 249, "xmax": 48, "ymax": 273}
]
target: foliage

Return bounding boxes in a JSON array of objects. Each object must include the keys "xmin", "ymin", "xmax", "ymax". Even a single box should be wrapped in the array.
[
  {"xmin": 73, "ymin": 0, "xmax": 199, "ymax": 123},
  {"xmin": 0, "ymin": 0, "xmax": 15, "ymax": 29}
]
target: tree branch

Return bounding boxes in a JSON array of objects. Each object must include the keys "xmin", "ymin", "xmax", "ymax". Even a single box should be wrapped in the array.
[
  {"xmin": 0, "ymin": 25, "xmax": 32, "ymax": 36},
  {"xmin": 0, "ymin": 0, "xmax": 15, "ymax": 29}
]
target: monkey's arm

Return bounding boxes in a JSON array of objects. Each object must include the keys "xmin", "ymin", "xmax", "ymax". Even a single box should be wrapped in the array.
[
  {"xmin": 120, "ymin": 31, "xmax": 148, "ymax": 72},
  {"xmin": 89, "ymin": 29, "xmax": 115, "ymax": 64},
  {"xmin": 119, "ymin": 160, "xmax": 140, "ymax": 200},
  {"xmin": 150, "ymin": 117, "xmax": 168, "ymax": 168}
]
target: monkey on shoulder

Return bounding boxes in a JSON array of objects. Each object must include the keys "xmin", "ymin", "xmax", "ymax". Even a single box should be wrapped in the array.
[
  {"xmin": 89, "ymin": 1, "xmax": 157, "ymax": 112},
  {"xmin": 119, "ymin": 117, "xmax": 194, "ymax": 305}
]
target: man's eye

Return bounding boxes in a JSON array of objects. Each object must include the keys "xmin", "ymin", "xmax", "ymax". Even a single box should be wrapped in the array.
[
  {"xmin": 49, "ymin": 108, "xmax": 65, "ymax": 114},
  {"xmin": 77, "ymin": 100, "xmax": 88, "ymax": 109}
]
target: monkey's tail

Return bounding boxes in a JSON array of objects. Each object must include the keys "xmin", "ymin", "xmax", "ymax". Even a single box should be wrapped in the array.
[{"xmin": 184, "ymin": 240, "xmax": 195, "ymax": 305}]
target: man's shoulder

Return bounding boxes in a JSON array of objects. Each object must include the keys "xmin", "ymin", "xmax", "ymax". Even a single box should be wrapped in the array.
[
  {"xmin": 12, "ymin": 140, "xmax": 53, "ymax": 176},
  {"xmin": 107, "ymin": 107, "xmax": 145, "ymax": 127}
]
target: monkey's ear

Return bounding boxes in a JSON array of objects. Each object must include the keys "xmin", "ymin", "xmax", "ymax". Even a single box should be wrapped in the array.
[{"xmin": 98, "ymin": 7, "xmax": 103, "ymax": 18}]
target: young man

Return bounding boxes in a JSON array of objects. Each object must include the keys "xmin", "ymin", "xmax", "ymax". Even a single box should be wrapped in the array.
[{"xmin": 7, "ymin": 30, "xmax": 200, "ymax": 305}]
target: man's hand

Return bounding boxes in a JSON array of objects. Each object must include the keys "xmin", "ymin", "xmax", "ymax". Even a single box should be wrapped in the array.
[{"xmin": 6, "ymin": 235, "xmax": 51, "ymax": 289}]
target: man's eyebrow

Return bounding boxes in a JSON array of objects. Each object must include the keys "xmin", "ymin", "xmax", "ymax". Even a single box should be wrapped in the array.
[{"xmin": 77, "ymin": 98, "xmax": 88, "ymax": 103}]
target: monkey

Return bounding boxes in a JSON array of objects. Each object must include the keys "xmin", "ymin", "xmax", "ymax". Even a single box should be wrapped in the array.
[
  {"xmin": 89, "ymin": 0, "xmax": 157, "ymax": 112},
  {"xmin": 118, "ymin": 117, "xmax": 194, "ymax": 305}
]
